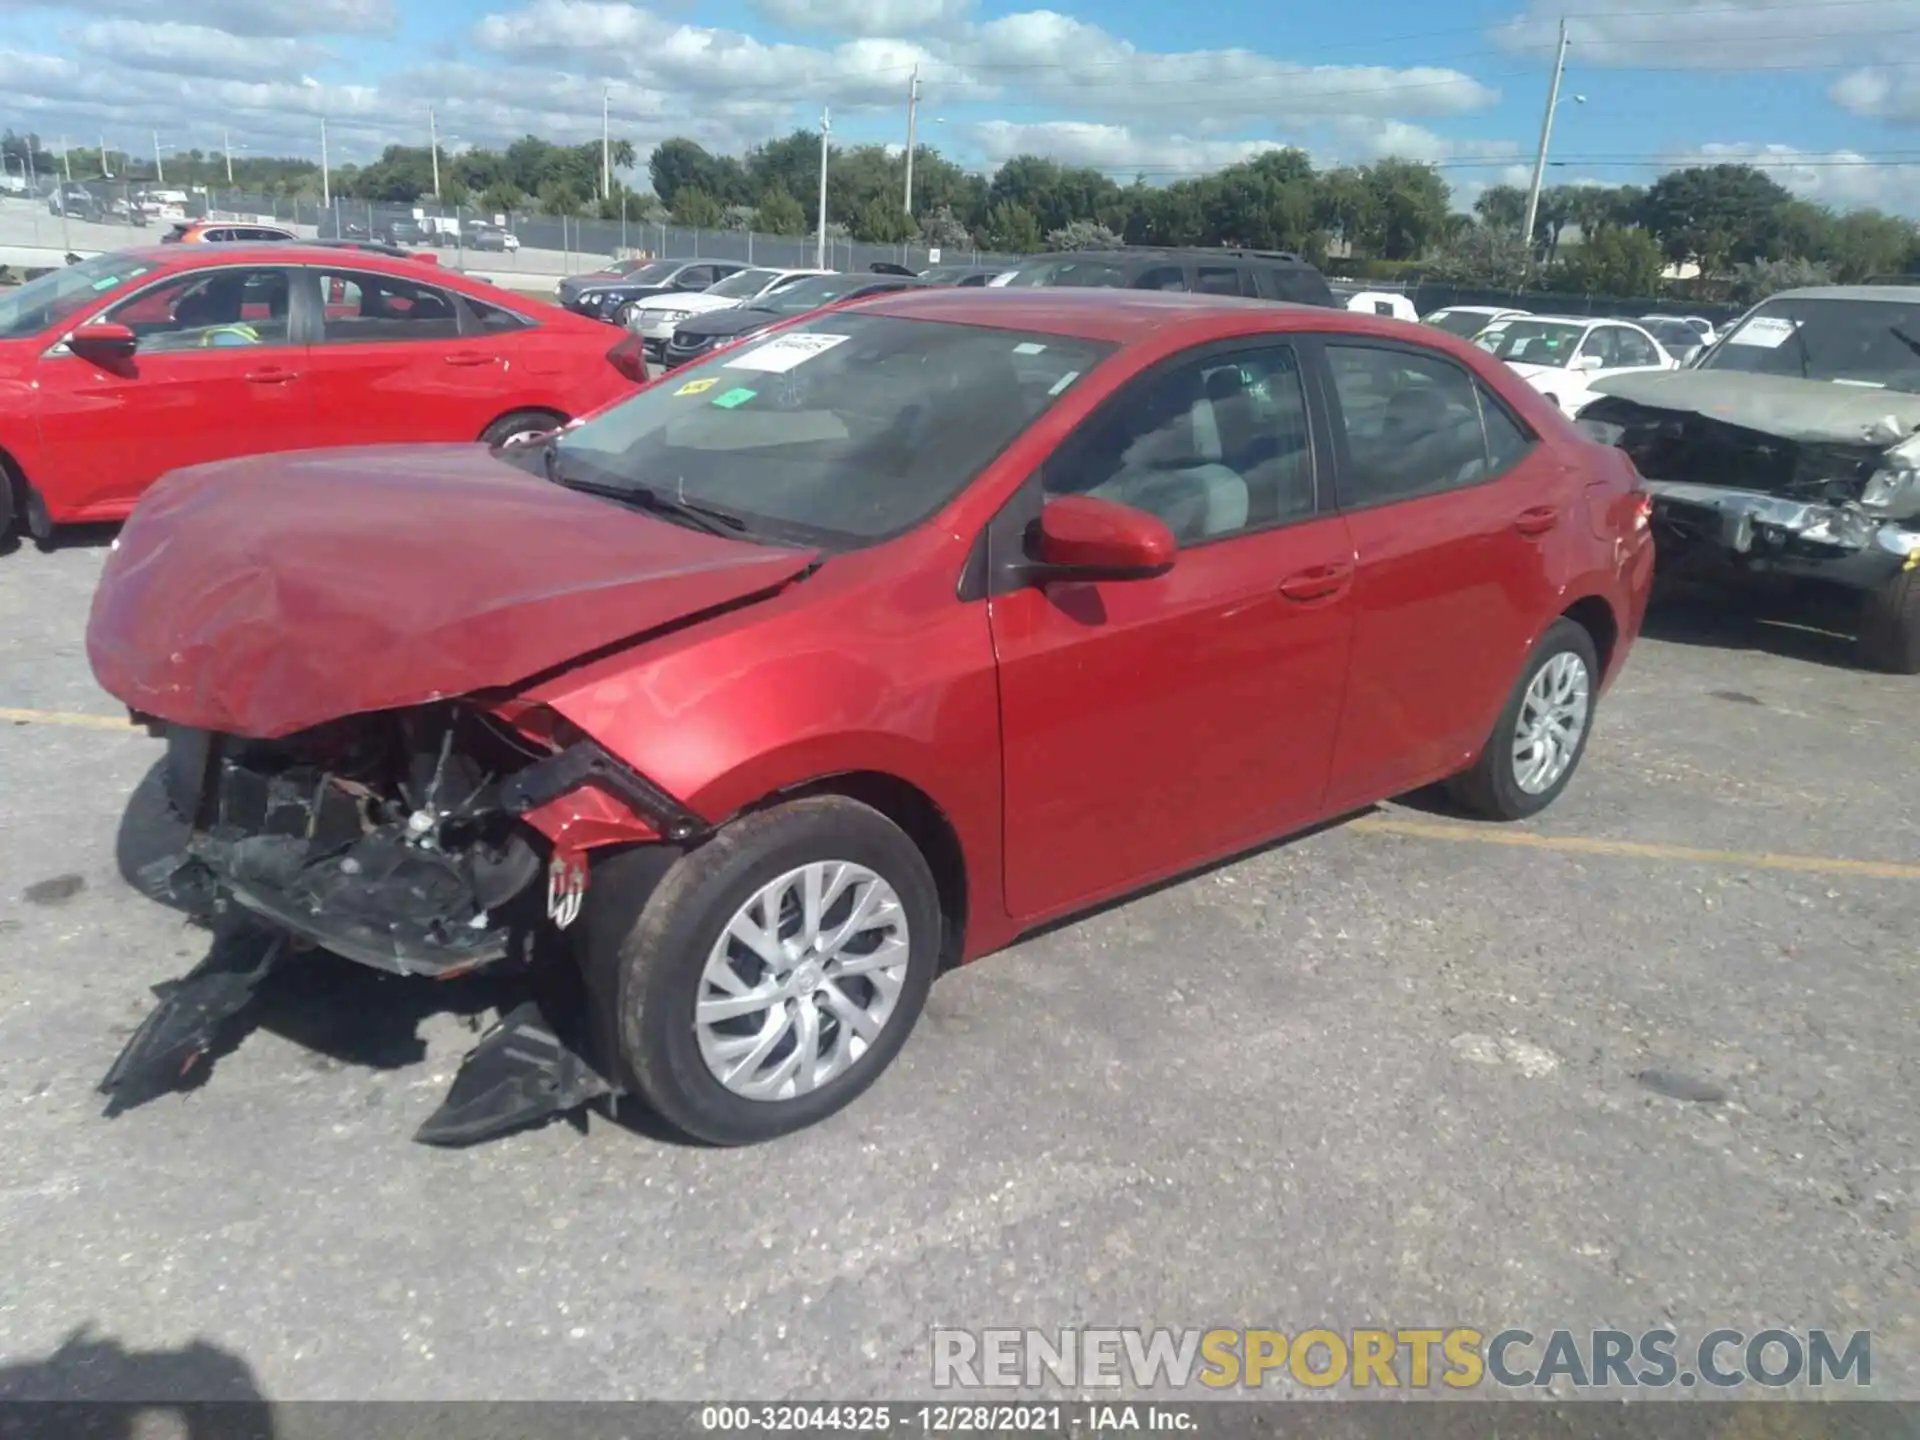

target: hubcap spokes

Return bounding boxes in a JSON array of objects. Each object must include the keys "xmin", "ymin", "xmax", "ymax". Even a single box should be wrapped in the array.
[
  {"xmin": 1511, "ymin": 651, "xmax": 1591, "ymax": 795},
  {"xmin": 695, "ymin": 862, "xmax": 910, "ymax": 1102}
]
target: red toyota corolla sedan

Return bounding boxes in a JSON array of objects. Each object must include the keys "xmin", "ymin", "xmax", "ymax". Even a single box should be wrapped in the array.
[
  {"xmin": 0, "ymin": 246, "xmax": 645, "ymax": 541},
  {"xmin": 86, "ymin": 288, "xmax": 1654, "ymax": 1148}
]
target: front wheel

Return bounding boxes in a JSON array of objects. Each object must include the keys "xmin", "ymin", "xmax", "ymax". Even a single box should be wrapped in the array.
[
  {"xmin": 479, "ymin": 409, "xmax": 566, "ymax": 449},
  {"xmin": 1857, "ymin": 566, "xmax": 1920, "ymax": 674},
  {"xmin": 583, "ymin": 796, "xmax": 941, "ymax": 1145},
  {"xmin": 1448, "ymin": 617, "xmax": 1599, "ymax": 821}
]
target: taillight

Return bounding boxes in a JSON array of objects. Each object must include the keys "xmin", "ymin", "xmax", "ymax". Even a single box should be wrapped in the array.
[
  {"xmin": 1631, "ymin": 490, "xmax": 1653, "ymax": 533},
  {"xmin": 607, "ymin": 335, "xmax": 649, "ymax": 384}
]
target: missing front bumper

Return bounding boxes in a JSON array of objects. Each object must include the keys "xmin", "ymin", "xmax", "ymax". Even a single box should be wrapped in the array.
[{"xmin": 1643, "ymin": 479, "xmax": 1920, "ymax": 589}]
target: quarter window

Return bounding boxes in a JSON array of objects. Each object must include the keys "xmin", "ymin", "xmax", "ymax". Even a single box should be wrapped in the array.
[
  {"xmin": 1326, "ymin": 344, "xmax": 1508, "ymax": 506},
  {"xmin": 1133, "ymin": 265, "xmax": 1188, "ymax": 292},
  {"xmin": 106, "ymin": 268, "xmax": 293, "ymax": 352},
  {"xmin": 1046, "ymin": 344, "xmax": 1315, "ymax": 542},
  {"xmin": 316, "ymin": 270, "xmax": 463, "ymax": 342}
]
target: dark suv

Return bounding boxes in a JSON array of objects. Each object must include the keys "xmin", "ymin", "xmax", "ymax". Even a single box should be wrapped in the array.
[{"xmin": 999, "ymin": 247, "xmax": 1337, "ymax": 307}]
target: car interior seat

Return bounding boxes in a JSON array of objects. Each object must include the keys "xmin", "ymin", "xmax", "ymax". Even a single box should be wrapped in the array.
[{"xmin": 1085, "ymin": 366, "xmax": 1249, "ymax": 541}]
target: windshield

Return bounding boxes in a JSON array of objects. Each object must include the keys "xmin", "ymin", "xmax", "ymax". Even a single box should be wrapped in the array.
[
  {"xmin": 1476, "ymin": 319, "xmax": 1586, "ymax": 367},
  {"xmin": 747, "ymin": 275, "xmax": 870, "ymax": 316},
  {"xmin": 704, "ymin": 268, "xmax": 779, "ymax": 299},
  {"xmin": 545, "ymin": 312, "xmax": 1113, "ymax": 544},
  {"xmin": 1001, "ymin": 258, "xmax": 1128, "ymax": 288},
  {"xmin": 1641, "ymin": 320, "xmax": 1700, "ymax": 348},
  {"xmin": 1695, "ymin": 297, "xmax": 1920, "ymax": 389},
  {"xmin": 603, "ymin": 258, "xmax": 660, "ymax": 278},
  {"xmin": 1426, "ymin": 309, "xmax": 1500, "ymax": 338},
  {"xmin": 0, "ymin": 254, "xmax": 156, "ymax": 340}
]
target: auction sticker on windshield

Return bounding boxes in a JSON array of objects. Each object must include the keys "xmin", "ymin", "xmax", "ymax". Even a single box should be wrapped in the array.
[
  {"xmin": 1728, "ymin": 315, "xmax": 1797, "ymax": 348},
  {"xmin": 724, "ymin": 332, "xmax": 850, "ymax": 373},
  {"xmin": 674, "ymin": 377, "xmax": 718, "ymax": 396}
]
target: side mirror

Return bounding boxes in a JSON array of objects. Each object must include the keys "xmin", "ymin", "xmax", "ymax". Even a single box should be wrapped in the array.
[
  {"xmin": 1023, "ymin": 495, "xmax": 1177, "ymax": 584},
  {"xmin": 1570, "ymin": 353, "xmax": 1604, "ymax": 372},
  {"xmin": 67, "ymin": 322, "xmax": 138, "ymax": 363}
]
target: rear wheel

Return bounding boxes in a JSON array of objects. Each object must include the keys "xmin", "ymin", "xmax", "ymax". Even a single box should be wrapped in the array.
[
  {"xmin": 1857, "ymin": 566, "xmax": 1920, "ymax": 674},
  {"xmin": 1448, "ymin": 617, "xmax": 1599, "ymax": 821},
  {"xmin": 479, "ymin": 409, "xmax": 566, "ymax": 449},
  {"xmin": 582, "ymin": 796, "xmax": 941, "ymax": 1145}
]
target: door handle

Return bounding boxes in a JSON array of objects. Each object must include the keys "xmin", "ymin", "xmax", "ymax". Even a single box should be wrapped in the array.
[
  {"xmin": 243, "ymin": 367, "xmax": 296, "ymax": 384},
  {"xmin": 1513, "ymin": 505, "xmax": 1560, "ymax": 536},
  {"xmin": 1279, "ymin": 562, "xmax": 1353, "ymax": 602},
  {"xmin": 444, "ymin": 352, "xmax": 495, "ymax": 367}
]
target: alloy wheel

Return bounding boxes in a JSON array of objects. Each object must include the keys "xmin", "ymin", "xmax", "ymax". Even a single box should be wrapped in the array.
[
  {"xmin": 694, "ymin": 861, "xmax": 911, "ymax": 1102},
  {"xmin": 1511, "ymin": 651, "xmax": 1590, "ymax": 795}
]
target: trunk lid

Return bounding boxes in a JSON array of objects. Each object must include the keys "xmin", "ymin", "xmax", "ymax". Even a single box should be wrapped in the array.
[{"xmin": 87, "ymin": 444, "xmax": 818, "ymax": 739}]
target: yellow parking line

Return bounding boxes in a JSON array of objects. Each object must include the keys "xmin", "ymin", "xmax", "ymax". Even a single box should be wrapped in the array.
[
  {"xmin": 0, "ymin": 705, "xmax": 137, "ymax": 733},
  {"xmin": 1350, "ymin": 816, "xmax": 1920, "ymax": 882},
  {"xmin": 3, "ymin": 703, "xmax": 1913, "ymax": 881}
]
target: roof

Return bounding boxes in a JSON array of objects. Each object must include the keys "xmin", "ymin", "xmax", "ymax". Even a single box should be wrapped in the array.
[
  {"xmin": 1434, "ymin": 304, "xmax": 1524, "ymax": 315},
  {"xmin": 104, "ymin": 243, "xmax": 460, "ymax": 269},
  {"xmin": 1772, "ymin": 284, "xmax": 1920, "ymax": 303},
  {"xmin": 856, "ymin": 285, "xmax": 1359, "ymax": 344}
]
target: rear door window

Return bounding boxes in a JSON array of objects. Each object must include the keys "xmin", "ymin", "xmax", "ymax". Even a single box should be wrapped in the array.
[
  {"xmin": 314, "ymin": 269, "xmax": 463, "ymax": 343},
  {"xmin": 1194, "ymin": 265, "xmax": 1246, "ymax": 296},
  {"xmin": 1132, "ymin": 265, "xmax": 1188, "ymax": 292}
]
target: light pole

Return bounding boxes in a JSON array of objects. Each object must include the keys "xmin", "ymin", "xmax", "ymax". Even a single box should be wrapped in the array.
[
  {"xmin": 816, "ymin": 106, "xmax": 831, "ymax": 269},
  {"xmin": 602, "ymin": 86, "xmax": 612, "ymax": 203},
  {"xmin": 300, "ymin": 77, "xmax": 330, "ymax": 209},
  {"xmin": 903, "ymin": 66, "xmax": 920, "ymax": 217},
  {"xmin": 429, "ymin": 106, "xmax": 441, "ymax": 199},
  {"xmin": 59, "ymin": 136, "xmax": 71, "ymax": 183},
  {"xmin": 1520, "ymin": 18, "xmax": 1583, "ymax": 274},
  {"xmin": 152, "ymin": 130, "xmax": 165, "ymax": 186},
  {"xmin": 223, "ymin": 127, "xmax": 235, "ymax": 185}
]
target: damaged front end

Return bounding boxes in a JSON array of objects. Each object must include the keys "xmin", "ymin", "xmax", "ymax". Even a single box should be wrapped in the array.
[
  {"xmin": 106, "ymin": 701, "xmax": 699, "ymax": 1144},
  {"xmin": 1578, "ymin": 396, "xmax": 1920, "ymax": 589}
]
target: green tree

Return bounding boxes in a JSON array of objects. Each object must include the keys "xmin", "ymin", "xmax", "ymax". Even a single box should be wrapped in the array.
[
  {"xmin": 1641, "ymin": 164, "xmax": 1794, "ymax": 280},
  {"xmin": 539, "ymin": 180, "xmax": 583, "ymax": 217},
  {"xmin": 650, "ymin": 138, "xmax": 724, "ymax": 210},
  {"xmin": 1315, "ymin": 167, "xmax": 1383, "ymax": 253},
  {"xmin": 1827, "ymin": 208, "xmax": 1916, "ymax": 282},
  {"xmin": 1729, "ymin": 255, "xmax": 1833, "ymax": 303},
  {"xmin": 671, "ymin": 186, "xmax": 724, "ymax": 228},
  {"xmin": 985, "ymin": 200, "xmax": 1043, "ymax": 254},
  {"xmin": 919, "ymin": 203, "xmax": 973, "ymax": 250},
  {"xmin": 1046, "ymin": 219, "xmax": 1122, "ymax": 250},
  {"xmin": 1473, "ymin": 183, "xmax": 1528, "ymax": 233},
  {"xmin": 854, "ymin": 196, "xmax": 914, "ymax": 244},
  {"xmin": 1425, "ymin": 225, "xmax": 1529, "ymax": 286},
  {"xmin": 1551, "ymin": 227, "xmax": 1666, "ymax": 296},
  {"xmin": 1363, "ymin": 158, "xmax": 1451, "ymax": 261},
  {"xmin": 755, "ymin": 188, "xmax": 807, "ymax": 236},
  {"xmin": 478, "ymin": 182, "xmax": 525, "ymax": 218}
]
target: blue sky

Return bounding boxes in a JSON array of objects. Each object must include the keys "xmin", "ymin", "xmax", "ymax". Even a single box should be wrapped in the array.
[{"xmin": 1, "ymin": 0, "xmax": 1916, "ymax": 212}]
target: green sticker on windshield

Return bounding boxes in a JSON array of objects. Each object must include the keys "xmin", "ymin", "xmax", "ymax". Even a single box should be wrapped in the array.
[{"xmin": 711, "ymin": 387, "xmax": 757, "ymax": 409}]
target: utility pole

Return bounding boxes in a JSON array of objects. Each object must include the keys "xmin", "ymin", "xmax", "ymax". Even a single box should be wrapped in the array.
[
  {"xmin": 1520, "ymin": 16, "xmax": 1570, "ymax": 276},
  {"xmin": 815, "ymin": 105, "xmax": 831, "ymax": 269},
  {"xmin": 429, "ymin": 106, "xmax": 441, "ymax": 199},
  {"xmin": 224, "ymin": 127, "xmax": 234, "ymax": 185},
  {"xmin": 602, "ymin": 86, "xmax": 612, "ymax": 202},
  {"xmin": 59, "ymin": 136, "xmax": 71, "ymax": 182},
  {"xmin": 153, "ymin": 130, "xmax": 164, "ymax": 185},
  {"xmin": 903, "ymin": 65, "xmax": 920, "ymax": 217},
  {"xmin": 320, "ymin": 116, "xmax": 331, "ymax": 207},
  {"xmin": 24, "ymin": 141, "xmax": 34, "ymax": 191},
  {"xmin": 99, "ymin": 136, "xmax": 110, "ymax": 178}
]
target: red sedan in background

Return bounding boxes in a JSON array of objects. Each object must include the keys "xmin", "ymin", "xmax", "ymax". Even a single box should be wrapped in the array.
[
  {"xmin": 0, "ymin": 246, "xmax": 646, "ymax": 541},
  {"xmin": 88, "ymin": 288, "xmax": 1653, "ymax": 1148}
]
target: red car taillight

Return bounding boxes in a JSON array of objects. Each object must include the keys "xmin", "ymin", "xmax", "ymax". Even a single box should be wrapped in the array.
[
  {"xmin": 1631, "ymin": 490, "xmax": 1653, "ymax": 533},
  {"xmin": 607, "ymin": 335, "xmax": 649, "ymax": 384}
]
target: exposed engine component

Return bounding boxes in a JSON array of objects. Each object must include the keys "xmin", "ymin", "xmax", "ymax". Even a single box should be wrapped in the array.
[{"xmin": 175, "ymin": 706, "xmax": 549, "ymax": 976}]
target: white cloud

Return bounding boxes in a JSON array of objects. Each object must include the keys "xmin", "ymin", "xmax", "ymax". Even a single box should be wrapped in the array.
[
  {"xmin": 1690, "ymin": 141, "xmax": 1920, "ymax": 214},
  {"xmin": 751, "ymin": 0, "xmax": 973, "ymax": 37},
  {"xmin": 1829, "ymin": 65, "xmax": 1920, "ymax": 122},
  {"xmin": 969, "ymin": 121, "xmax": 1287, "ymax": 173},
  {"xmin": 72, "ymin": 20, "xmax": 329, "ymax": 81},
  {"xmin": 4, "ymin": 0, "xmax": 396, "ymax": 37},
  {"xmin": 1491, "ymin": 0, "xmax": 1908, "ymax": 70}
]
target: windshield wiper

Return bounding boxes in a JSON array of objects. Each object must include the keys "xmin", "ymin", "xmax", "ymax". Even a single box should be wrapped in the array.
[{"xmin": 540, "ymin": 444, "xmax": 748, "ymax": 538}]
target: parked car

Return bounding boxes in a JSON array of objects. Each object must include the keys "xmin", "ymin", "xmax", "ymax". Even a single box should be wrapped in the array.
[
  {"xmin": 998, "ymin": 247, "xmax": 1338, "ymax": 307},
  {"xmin": 919, "ymin": 263, "xmax": 1009, "ymax": 286},
  {"xmin": 0, "ymin": 245, "xmax": 646, "ymax": 543},
  {"xmin": 48, "ymin": 186, "xmax": 103, "ymax": 221},
  {"xmin": 660, "ymin": 271, "xmax": 934, "ymax": 369},
  {"xmin": 1581, "ymin": 285, "xmax": 1920, "ymax": 672},
  {"xmin": 1345, "ymin": 291, "xmax": 1418, "ymax": 322},
  {"xmin": 1472, "ymin": 315, "xmax": 1676, "ymax": 411},
  {"xmin": 466, "ymin": 223, "xmax": 521, "ymax": 253},
  {"xmin": 1634, "ymin": 315, "xmax": 1710, "ymax": 367},
  {"xmin": 624, "ymin": 267, "xmax": 833, "ymax": 364},
  {"xmin": 559, "ymin": 258, "xmax": 751, "ymax": 323},
  {"xmin": 87, "ymin": 287, "xmax": 1652, "ymax": 1148},
  {"xmin": 1422, "ymin": 305, "xmax": 1529, "ymax": 339},
  {"xmin": 162, "ymin": 221, "xmax": 299, "ymax": 244},
  {"xmin": 381, "ymin": 218, "xmax": 428, "ymax": 247}
]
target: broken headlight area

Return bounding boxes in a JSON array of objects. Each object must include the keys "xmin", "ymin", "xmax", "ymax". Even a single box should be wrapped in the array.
[{"xmin": 175, "ymin": 705, "xmax": 557, "ymax": 978}]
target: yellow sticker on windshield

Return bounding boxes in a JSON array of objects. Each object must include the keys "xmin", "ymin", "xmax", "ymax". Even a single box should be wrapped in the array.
[{"xmin": 674, "ymin": 377, "xmax": 718, "ymax": 396}]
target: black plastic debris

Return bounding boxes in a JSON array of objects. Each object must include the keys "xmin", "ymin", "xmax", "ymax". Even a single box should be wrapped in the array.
[
  {"xmin": 414, "ymin": 999, "xmax": 618, "ymax": 1147},
  {"xmin": 98, "ymin": 921, "xmax": 290, "ymax": 1114}
]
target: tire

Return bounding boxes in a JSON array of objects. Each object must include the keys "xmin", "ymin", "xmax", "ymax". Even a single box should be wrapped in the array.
[
  {"xmin": 479, "ymin": 409, "xmax": 566, "ymax": 449},
  {"xmin": 582, "ymin": 795, "xmax": 942, "ymax": 1146},
  {"xmin": 1856, "ymin": 566, "xmax": 1920, "ymax": 674},
  {"xmin": 1447, "ymin": 617, "xmax": 1600, "ymax": 821}
]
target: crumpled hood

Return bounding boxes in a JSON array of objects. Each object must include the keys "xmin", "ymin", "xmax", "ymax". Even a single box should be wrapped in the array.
[
  {"xmin": 87, "ymin": 445, "xmax": 818, "ymax": 739},
  {"xmin": 1589, "ymin": 369, "xmax": 1920, "ymax": 445}
]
